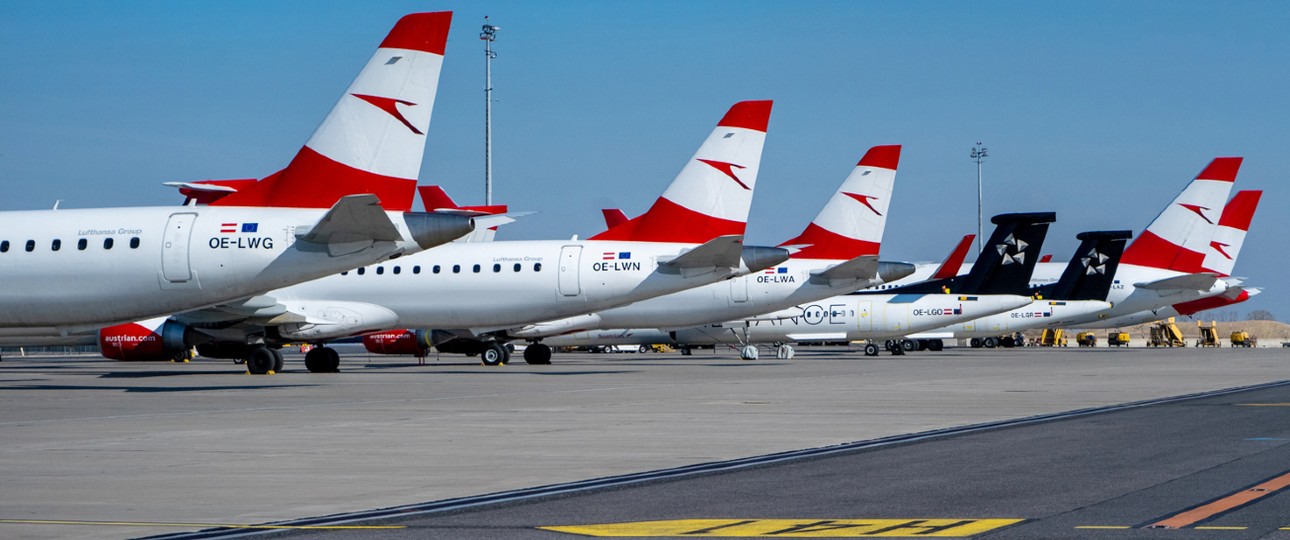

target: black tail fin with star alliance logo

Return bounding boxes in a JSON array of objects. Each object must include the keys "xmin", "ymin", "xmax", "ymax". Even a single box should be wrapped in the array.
[
  {"xmin": 1036, "ymin": 230, "xmax": 1133, "ymax": 301},
  {"xmin": 876, "ymin": 212, "xmax": 1056, "ymax": 296}
]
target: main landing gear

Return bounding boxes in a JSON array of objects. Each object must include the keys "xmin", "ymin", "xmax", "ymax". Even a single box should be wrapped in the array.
[
  {"xmin": 246, "ymin": 346, "xmax": 284, "ymax": 375},
  {"xmin": 304, "ymin": 346, "xmax": 341, "ymax": 373},
  {"xmin": 481, "ymin": 342, "xmax": 510, "ymax": 366},
  {"xmin": 523, "ymin": 343, "xmax": 553, "ymax": 365}
]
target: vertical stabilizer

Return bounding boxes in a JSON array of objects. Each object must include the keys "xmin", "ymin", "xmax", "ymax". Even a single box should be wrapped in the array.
[
  {"xmin": 1040, "ymin": 231, "xmax": 1132, "ymax": 301},
  {"xmin": 780, "ymin": 145, "xmax": 900, "ymax": 260},
  {"xmin": 1121, "ymin": 157, "xmax": 1240, "ymax": 273},
  {"xmin": 1202, "ymin": 190, "xmax": 1261, "ymax": 277},
  {"xmin": 589, "ymin": 100, "xmax": 772, "ymax": 243},
  {"xmin": 212, "ymin": 12, "xmax": 452, "ymax": 211}
]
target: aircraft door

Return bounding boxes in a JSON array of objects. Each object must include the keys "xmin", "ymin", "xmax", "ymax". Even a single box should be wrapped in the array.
[
  {"xmin": 730, "ymin": 277, "xmax": 748, "ymax": 304},
  {"xmin": 162, "ymin": 213, "xmax": 197, "ymax": 282},
  {"xmin": 558, "ymin": 245, "xmax": 582, "ymax": 296}
]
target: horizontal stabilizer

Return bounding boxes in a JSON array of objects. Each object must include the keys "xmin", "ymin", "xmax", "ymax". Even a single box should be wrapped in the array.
[
  {"xmin": 659, "ymin": 235, "xmax": 744, "ymax": 274},
  {"xmin": 810, "ymin": 255, "xmax": 879, "ymax": 286},
  {"xmin": 1134, "ymin": 273, "xmax": 1219, "ymax": 291},
  {"xmin": 296, "ymin": 194, "xmax": 401, "ymax": 255}
]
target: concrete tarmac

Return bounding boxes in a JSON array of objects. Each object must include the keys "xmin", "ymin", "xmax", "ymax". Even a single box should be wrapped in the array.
[{"xmin": 0, "ymin": 346, "xmax": 1286, "ymax": 539}]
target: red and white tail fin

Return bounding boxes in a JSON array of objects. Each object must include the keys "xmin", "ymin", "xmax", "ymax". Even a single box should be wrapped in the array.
[
  {"xmin": 1039, "ymin": 254, "xmax": 1053, "ymax": 263},
  {"xmin": 1202, "ymin": 190, "xmax": 1261, "ymax": 277},
  {"xmin": 779, "ymin": 145, "xmax": 900, "ymax": 259},
  {"xmin": 417, "ymin": 185, "xmax": 508, "ymax": 242},
  {"xmin": 601, "ymin": 209, "xmax": 630, "ymax": 229},
  {"xmin": 210, "ymin": 12, "xmax": 452, "ymax": 211},
  {"xmin": 1120, "ymin": 157, "xmax": 1241, "ymax": 273},
  {"xmin": 931, "ymin": 234, "xmax": 975, "ymax": 280},
  {"xmin": 589, "ymin": 100, "xmax": 772, "ymax": 243}
]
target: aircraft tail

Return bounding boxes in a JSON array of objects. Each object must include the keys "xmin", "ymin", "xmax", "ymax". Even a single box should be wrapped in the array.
[
  {"xmin": 589, "ymin": 100, "xmax": 772, "ymax": 243},
  {"xmin": 209, "ymin": 12, "xmax": 452, "ymax": 211},
  {"xmin": 956, "ymin": 213, "xmax": 1056, "ymax": 295},
  {"xmin": 1202, "ymin": 190, "xmax": 1261, "ymax": 277},
  {"xmin": 1120, "ymin": 157, "xmax": 1241, "ymax": 273},
  {"xmin": 1039, "ymin": 230, "xmax": 1133, "ymax": 301},
  {"xmin": 601, "ymin": 209, "xmax": 630, "ymax": 229},
  {"xmin": 779, "ymin": 145, "xmax": 900, "ymax": 259},
  {"xmin": 931, "ymin": 234, "xmax": 976, "ymax": 280},
  {"xmin": 417, "ymin": 186, "xmax": 508, "ymax": 242}
]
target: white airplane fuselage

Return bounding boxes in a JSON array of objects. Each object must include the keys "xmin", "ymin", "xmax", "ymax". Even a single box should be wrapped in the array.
[
  {"xmin": 0, "ymin": 206, "xmax": 431, "ymax": 331},
  {"xmin": 271, "ymin": 239, "xmax": 747, "ymax": 338}
]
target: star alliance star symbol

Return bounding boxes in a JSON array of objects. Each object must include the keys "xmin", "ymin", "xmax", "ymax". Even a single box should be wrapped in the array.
[{"xmin": 996, "ymin": 233, "xmax": 1028, "ymax": 266}]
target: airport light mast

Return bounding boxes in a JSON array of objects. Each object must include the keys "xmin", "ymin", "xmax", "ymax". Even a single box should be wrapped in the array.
[
  {"xmin": 971, "ymin": 142, "xmax": 988, "ymax": 253},
  {"xmin": 481, "ymin": 17, "xmax": 499, "ymax": 205}
]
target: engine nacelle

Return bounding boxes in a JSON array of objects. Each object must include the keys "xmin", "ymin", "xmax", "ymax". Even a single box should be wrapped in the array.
[
  {"xmin": 362, "ymin": 329, "xmax": 430, "ymax": 356},
  {"xmin": 99, "ymin": 318, "xmax": 191, "ymax": 361}
]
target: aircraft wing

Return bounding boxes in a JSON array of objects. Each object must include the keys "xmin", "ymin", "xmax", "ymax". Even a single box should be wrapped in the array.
[
  {"xmin": 296, "ymin": 194, "xmax": 402, "ymax": 251},
  {"xmin": 1133, "ymin": 273, "xmax": 1219, "ymax": 291}
]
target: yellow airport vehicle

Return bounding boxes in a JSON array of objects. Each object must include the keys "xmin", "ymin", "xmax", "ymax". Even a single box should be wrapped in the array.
[
  {"xmin": 1107, "ymin": 331, "xmax": 1131, "ymax": 347},
  {"xmin": 1196, "ymin": 321, "xmax": 1220, "ymax": 347},
  {"xmin": 1148, "ymin": 317, "xmax": 1186, "ymax": 347},
  {"xmin": 1040, "ymin": 328, "xmax": 1068, "ymax": 347},
  {"xmin": 1230, "ymin": 331, "xmax": 1256, "ymax": 348},
  {"xmin": 1076, "ymin": 332, "xmax": 1097, "ymax": 347}
]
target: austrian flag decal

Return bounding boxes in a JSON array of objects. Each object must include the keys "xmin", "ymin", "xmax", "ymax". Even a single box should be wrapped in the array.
[{"xmin": 220, "ymin": 222, "xmax": 259, "ymax": 234}]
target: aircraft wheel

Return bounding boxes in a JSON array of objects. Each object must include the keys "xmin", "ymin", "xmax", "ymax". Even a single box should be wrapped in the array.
[
  {"xmin": 1001, "ymin": 336, "xmax": 1015, "ymax": 348},
  {"xmin": 305, "ymin": 347, "xmax": 327, "ymax": 373},
  {"xmin": 481, "ymin": 343, "xmax": 508, "ymax": 366},
  {"xmin": 983, "ymin": 337, "xmax": 999, "ymax": 348},
  {"xmin": 927, "ymin": 340, "xmax": 944, "ymax": 352},
  {"xmin": 861, "ymin": 343, "xmax": 877, "ymax": 356},
  {"xmin": 901, "ymin": 339, "xmax": 917, "ymax": 352},
  {"xmin": 740, "ymin": 345, "xmax": 759, "ymax": 360},
  {"xmin": 891, "ymin": 345, "xmax": 905, "ymax": 356},
  {"xmin": 246, "ymin": 347, "xmax": 277, "ymax": 375},
  {"xmin": 638, "ymin": 345, "xmax": 648, "ymax": 353},
  {"xmin": 523, "ymin": 343, "xmax": 552, "ymax": 365},
  {"xmin": 970, "ymin": 338, "xmax": 983, "ymax": 348},
  {"xmin": 777, "ymin": 344, "xmax": 795, "ymax": 359},
  {"xmin": 884, "ymin": 339, "xmax": 897, "ymax": 352},
  {"xmin": 680, "ymin": 347, "xmax": 692, "ymax": 356}
]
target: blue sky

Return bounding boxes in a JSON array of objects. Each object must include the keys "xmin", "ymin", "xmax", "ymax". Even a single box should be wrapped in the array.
[{"xmin": 1, "ymin": 1, "xmax": 1285, "ymax": 321}]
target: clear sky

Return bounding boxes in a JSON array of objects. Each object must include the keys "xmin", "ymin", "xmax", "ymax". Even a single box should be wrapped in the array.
[{"xmin": 2, "ymin": 1, "xmax": 1285, "ymax": 321}]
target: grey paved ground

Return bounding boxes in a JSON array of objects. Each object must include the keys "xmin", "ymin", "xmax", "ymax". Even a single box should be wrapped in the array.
[
  {"xmin": 275, "ymin": 382, "xmax": 1290, "ymax": 539},
  {"xmin": 0, "ymin": 345, "xmax": 1286, "ymax": 539}
]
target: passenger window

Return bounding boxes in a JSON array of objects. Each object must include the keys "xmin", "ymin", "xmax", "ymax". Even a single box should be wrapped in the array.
[
  {"xmin": 103, "ymin": 238, "xmax": 114, "ymax": 250},
  {"xmin": 413, "ymin": 265, "xmax": 421, "ymax": 275},
  {"xmin": 534, "ymin": 263, "xmax": 542, "ymax": 272},
  {"xmin": 493, "ymin": 263, "xmax": 501, "ymax": 273},
  {"xmin": 77, "ymin": 238, "xmax": 87, "ymax": 250},
  {"xmin": 376, "ymin": 267, "xmax": 384, "ymax": 275},
  {"xmin": 452, "ymin": 265, "xmax": 460, "ymax": 274},
  {"xmin": 393, "ymin": 266, "xmax": 401, "ymax": 275},
  {"xmin": 130, "ymin": 237, "xmax": 140, "ymax": 249},
  {"xmin": 51, "ymin": 239, "xmax": 61, "ymax": 251},
  {"xmin": 357, "ymin": 267, "xmax": 366, "ymax": 275},
  {"xmin": 0, "ymin": 240, "xmax": 8, "ymax": 253},
  {"xmin": 472, "ymin": 264, "xmax": 481, "ymax": 273},
  {"xmin": 25, "ymin": 240, "xmax": 35, "ymax": 252},
  {"xmin": 341, "ymin": 271, "xmax": 349, "ymax": 276},
  {"xmin": 433, "ymin": 265, "xmax": 441, "ymax": 274},
  {"xmin": 513, "ymin": 263, "xmax": 521, "ymax": 272}
]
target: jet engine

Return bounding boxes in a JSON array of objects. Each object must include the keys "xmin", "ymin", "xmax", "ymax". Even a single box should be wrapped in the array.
[
  {"xmin": 98, "ymin": 318, "xmax": 193, "ymax": 361},
  {"xmin": 362, "ymin": 329, "xmax": 430, "ymax": 356}
]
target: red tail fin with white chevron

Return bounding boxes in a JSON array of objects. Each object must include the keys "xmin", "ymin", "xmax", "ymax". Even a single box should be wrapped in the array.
[
  {"xmin": 589, "ymin": 100, "xmax": 772, "ymax": 243},
  {"xmin": 208, "ymin": 12, "xmax": 452, "ymax": 211},
  {"xmin": 1120, "ymin": 157, "xmax": 1240, "ymax": 273},
  {"xmin": 779, "ymin": 145, "xmax": 900, "ymax": 259},
  {"xmin": 1202, "ymin": 190, "xmax": 1261, "ymax": 277}
]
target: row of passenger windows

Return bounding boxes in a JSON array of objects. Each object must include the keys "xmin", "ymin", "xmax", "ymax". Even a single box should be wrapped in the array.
[
  {"xmin": 0, "ymin": 237, "xmax": 140, "ymax": 253},
  {"xmin": 342, "ymin": 262, "xmax": 543, "ymax": 277}
]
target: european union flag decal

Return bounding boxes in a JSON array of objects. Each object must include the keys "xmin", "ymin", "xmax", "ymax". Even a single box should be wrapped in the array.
[
  {"xmin": 618, "ymin": 252, "xmax": 631, "ymax": 260},
  {"xmin": 241, "ymin": 223, "xmax": 259, "ymax": 233}
]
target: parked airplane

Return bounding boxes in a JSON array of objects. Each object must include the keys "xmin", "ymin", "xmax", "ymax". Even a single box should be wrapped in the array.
[
  {"xmin": 901, "ymin": 230, "xmax": 1131, "ymax": 348},
  {"xmin": 98, "ymin": 101, "xmax": 791, "ymax": 373},
  {"xmin": 0, "ymin": 12, "xmax": 476, "ymax": 343},
  {"xmin": 501, "ymin": 145, "xmax": 917, "ymax": 362},
  {"xmin": 541, "ymin": 213, "xmax": 1053, "ymax": 358},
  {"xmin": 1080, "ymin": 190, "xmax": 1262, "ymax": 328}
]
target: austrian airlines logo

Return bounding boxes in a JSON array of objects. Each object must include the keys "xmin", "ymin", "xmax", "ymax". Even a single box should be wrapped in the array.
[
  {"xmin": 351, "ymin": 94, "xmax": 423, "ymax": 135},
  {"xmin": 843, "ymin": 192, "xmax": 883, "ymax": 216},
  {"xmin": 1210, "ymin": 240, "xmax": 1233, "ymax": 260},
  {"xmin": 995, "ymin": 233, "xmax": 1028, "ymax": 266},
  {"xmin": 697, "ymin": 159, "xmax": 750, "ymax": 190},
  {"xmin": 1178, "ymin": 203, "xmax": 1214, "ymax": 224}
]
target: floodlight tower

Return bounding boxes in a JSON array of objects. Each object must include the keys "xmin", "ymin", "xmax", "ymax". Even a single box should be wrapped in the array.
[
  {"xmin": 481, "ymin": 17, "xmax": 499, "ymax": 205},
  {"xmin": 970, "ymin": 142, "xmax": 988, "ymax": 253}
]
